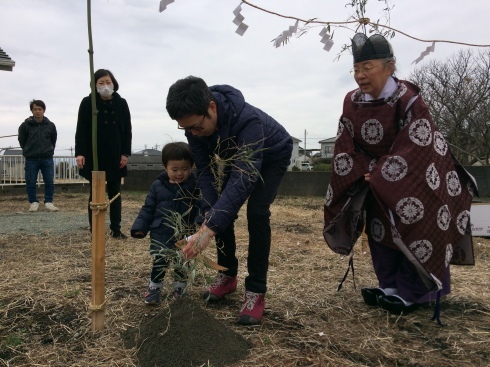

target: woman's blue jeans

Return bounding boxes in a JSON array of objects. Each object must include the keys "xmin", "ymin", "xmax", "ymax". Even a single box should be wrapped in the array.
[{"xmin": 25, "ymin": 158, "xmax": 55, "ymax": 203}]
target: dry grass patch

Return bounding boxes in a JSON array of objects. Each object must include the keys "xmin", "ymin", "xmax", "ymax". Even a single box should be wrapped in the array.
[{"xmin": 0, "ymin": 193, "xmax": 489, "ymax": 366}]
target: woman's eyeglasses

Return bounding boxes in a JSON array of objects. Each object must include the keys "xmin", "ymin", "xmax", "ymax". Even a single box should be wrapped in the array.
[{"xmin": 177, "ymin": 115, "xmax": 205, "ymax": 131}]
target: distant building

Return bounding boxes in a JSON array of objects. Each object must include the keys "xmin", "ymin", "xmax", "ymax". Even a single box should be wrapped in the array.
[
  {"xmin": 0, "ymin": 47, "xmax": 15, "ymax": 72},
  {"xmin": 127, "ymin": 148, "xmax": 163, "ymax": 170},
  {"xmin": 318, "ymin": 137, "xmax": 336, "ymax": 159},
  {"xmin": 127, "ymin": 138, "xmax": 320, "ymax": 171},
  {"xmin": 289, "ymin": 136, "xmax": 302, "ymax": 170},
  {"xmin": 289, "ymin": 137, "xmax": 319, "ymax": 169},
  {"xmin": 132, "ymin": 148, "xmax": 161, "ymax": 156},
  {"xmin": 0, "ymin": 149, "xmax": 23, "ymax": 182},
  {"xmin": 1, "ymin": 149, "xmax": 22, "ymax": 156},
  {"xmin": 127, "ymin": 155, "xmax": 162, "ymax": 170}
]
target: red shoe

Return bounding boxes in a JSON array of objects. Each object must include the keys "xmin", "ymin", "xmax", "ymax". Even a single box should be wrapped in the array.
[
  {"xmin": 238, "ymin": 291, "xmax": 265, "ymax": 325},
  {"xmin": 202, "ymin": 272, "xmax": 237, "ymax": 301}
]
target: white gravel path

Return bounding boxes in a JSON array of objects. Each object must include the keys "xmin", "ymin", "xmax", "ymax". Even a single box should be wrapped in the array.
[{"xmin": 0, "ymin": 212, "xmax": 108, "ymax": 235}]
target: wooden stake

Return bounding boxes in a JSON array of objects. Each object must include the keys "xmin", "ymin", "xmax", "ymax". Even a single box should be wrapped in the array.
[{"xmin": 91, "ymin": 171, "xmax": 106, "ymax": 331}]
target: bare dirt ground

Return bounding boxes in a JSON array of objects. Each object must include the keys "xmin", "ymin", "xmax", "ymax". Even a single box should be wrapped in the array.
[{"xmin": 0, "ymin": 192, "xmax": 489, "ymax": 367}]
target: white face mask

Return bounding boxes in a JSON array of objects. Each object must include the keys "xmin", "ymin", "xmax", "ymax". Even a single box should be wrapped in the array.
[{"xmin": 97, "ymin": 85, "xmax": 114, "ymax": 98}]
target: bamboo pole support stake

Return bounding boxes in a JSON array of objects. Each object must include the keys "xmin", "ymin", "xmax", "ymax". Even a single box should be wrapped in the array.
[{"xmin": 91, "ymin": 171, "xmax": 106, "ymax": 331}]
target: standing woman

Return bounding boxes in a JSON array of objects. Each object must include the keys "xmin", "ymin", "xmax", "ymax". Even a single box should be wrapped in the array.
[
  {"xmin": 75, "ymin": 69, "xmax": 132, "ymax": 239},
  {"xmin": 323, "ymin": 33, "xmax": 478, "ymax": 319}
]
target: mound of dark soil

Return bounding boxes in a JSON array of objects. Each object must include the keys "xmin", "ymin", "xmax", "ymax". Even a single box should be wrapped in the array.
[{"xmin": 122, "ymin": 298, "xmax": 250, "ymax": 367}]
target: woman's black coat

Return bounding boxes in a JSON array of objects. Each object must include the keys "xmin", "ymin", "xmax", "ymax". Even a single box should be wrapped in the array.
[{"xmin": 75, "ymin": 92, "xmax": 132, "ymax": 181}]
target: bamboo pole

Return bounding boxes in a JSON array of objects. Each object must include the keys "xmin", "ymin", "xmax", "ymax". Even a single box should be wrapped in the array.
[
  {"xmin": 86, "ymin": 0, "xmax": 106, "ymax": 332},
  {"xmin": 87, "ymin": 0, "xmax": 98, "ymax": 170},
  {"xmin": 90, "ymin": 171, "xmax": 106, "ymax": 331}
]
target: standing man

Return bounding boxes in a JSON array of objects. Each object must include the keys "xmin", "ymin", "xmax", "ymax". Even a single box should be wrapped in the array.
[
  {"xmin": 166, "ymin": 76, "xmax": 293, "ymax": 325},
  {"xmin": 18, "ymin": 100, "xmax": 59, "ymax": 212}
]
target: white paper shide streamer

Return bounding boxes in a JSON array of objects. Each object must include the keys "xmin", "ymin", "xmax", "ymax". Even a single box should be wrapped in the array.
[
  {"xmin": 272, "ymin": 20, "xmax": 299, "ymax": 48},
  {"xmin": 233, "ymin": 4, "xmax": 249, "ymax": 36},
  {"xmin": 158, "ymin": 0, "xmax": 174, "ymax": 12},
  {"xmin": 412, "ymin": 42, "xmax": 436, "ymax": 64},
  {"xmin": 319, "ymin": 27, "xmax": 334, "ymax": 52}
]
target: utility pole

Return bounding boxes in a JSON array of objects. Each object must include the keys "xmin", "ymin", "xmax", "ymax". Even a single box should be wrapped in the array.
[{"xmin": 304, "ymin": 129, "xmax": 307, "ymax": 162}]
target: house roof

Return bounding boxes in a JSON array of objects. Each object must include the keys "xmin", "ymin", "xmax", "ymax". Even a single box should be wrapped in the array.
[
  {"xmin": 318, "ymin": 137, "xmax": 337, "ymax": 144},
  {"xmin": 133, "ymin": 148, "xmax": 161, "ymax": 156},
  {"xmin": 127, "ymin": 155, "xmax": 162, "ymax": 164},
  {"xmin": 0, "ymin": 47, "xmax": 15, "ymax": 72},
  {"xmin": 290, "ymin": 136, "xmax": 302, "ymax": 143},
  {"xmin": 1, "ymin": 148, "xmax": 23, "ymax": 155}
]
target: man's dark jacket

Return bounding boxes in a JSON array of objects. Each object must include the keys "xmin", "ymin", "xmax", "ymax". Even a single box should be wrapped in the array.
[
  {"xmin": 18, "ymin": 117, "xmax": 57, "ymax": 159},
  {"xmin": 185, "ymin": 84, "xmax": 293, "ymax": 234}
]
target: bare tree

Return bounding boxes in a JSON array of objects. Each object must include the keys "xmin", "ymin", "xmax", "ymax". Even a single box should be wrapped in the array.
[{"xmin": 408, "ymin": 49, "xmax": 490, "ymax": 165}]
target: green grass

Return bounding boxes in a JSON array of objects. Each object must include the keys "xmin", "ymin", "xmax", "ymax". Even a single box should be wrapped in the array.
[
  {"xmin": 4, "ymin": 334, "xmax": 23, "ymax": 347},
  {"xmin": 64, "ymin": 288, "xmax": 81, "ymax": 298}
]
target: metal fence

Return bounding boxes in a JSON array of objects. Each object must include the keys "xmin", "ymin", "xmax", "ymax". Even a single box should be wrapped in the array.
[{"xmin": 0, "ymin": 155, "xmax": 86, "ymax": 187}]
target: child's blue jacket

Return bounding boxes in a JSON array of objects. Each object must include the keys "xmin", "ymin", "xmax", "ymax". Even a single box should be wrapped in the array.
[{"xmin": 131, "ymin": 171, "xmax": 200, "ymax": 247}]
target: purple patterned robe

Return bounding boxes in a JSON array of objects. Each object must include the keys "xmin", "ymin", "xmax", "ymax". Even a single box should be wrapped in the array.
[{"xmin": 323, "ymin": 79, "xmax": 478, "ymax": 292}]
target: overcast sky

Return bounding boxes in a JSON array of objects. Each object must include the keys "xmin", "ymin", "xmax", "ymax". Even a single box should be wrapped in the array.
[{"xmin": 1, "ymin": 0, "xmax": 488, "ymax": 155}]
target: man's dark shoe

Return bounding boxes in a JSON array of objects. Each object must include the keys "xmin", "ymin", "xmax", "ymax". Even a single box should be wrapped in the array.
[
  {"xmin": 378, "ymin": 295, "xmax": 419, "ymax": 315},
  {"xmin": 110, "ymin": 230, "xmax": 127, "ymax": 240},
  {"xmin": 361, "ymin": 287, "xmax": 386, "ymax": 307}
]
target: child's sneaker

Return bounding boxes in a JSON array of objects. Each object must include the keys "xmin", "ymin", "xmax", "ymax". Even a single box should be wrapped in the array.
[
  {"xmin": 202, "ymin": 272, "xmax": 237, "ymax": 301},
  {"xmin": 29, "ymin": 202, "xmax": 39, "ymax": 212},
  {"xmin": 172, "ymin": 281, "xmax": 186, "ymax": 300},
  {"xmin": 238, "ymin": 290, "xmax": 265, "ymax": 325},
  {"xmin": 144, "ymin": 284, "xmax": 162, "ymax": 304}
]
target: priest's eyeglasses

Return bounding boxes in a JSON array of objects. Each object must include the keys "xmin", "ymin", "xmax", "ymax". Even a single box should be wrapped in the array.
[{"xmin": 350, "ymin": 61, "xmax": 390, "ymax": 76}]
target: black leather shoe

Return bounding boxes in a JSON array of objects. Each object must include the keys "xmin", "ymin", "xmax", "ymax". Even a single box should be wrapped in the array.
[
  {"xmin": 378, "ymin": 295, "xmax": 419, "ymax": 315},
  {"xmin": 110, "ymin": 230, "xmax": 127, "ymax": 240},
  {"xmin": 361, "ymin": 287, "xmax": 385, "ymax": 307}
]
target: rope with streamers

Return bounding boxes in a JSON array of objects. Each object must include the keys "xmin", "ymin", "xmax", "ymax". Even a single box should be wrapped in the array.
[
  {"xmin": 89, "ymin": 193, "xmax": 121, "ymax": 215},
  {"xmin": 240, "ymin": 0, "xmax": 490, "ymax": 48}
]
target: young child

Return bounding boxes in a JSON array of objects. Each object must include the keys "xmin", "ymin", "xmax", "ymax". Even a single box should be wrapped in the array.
[{"xmin": 131, "ymin": 142, "xmax": 200, "ymax": 304}]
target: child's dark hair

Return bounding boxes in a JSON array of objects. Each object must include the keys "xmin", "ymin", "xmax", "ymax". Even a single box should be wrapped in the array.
[
  {"xmin": 161, "ymin": 142, "xmax": 194, "ymax": 167},
  {"xmin": 166, "ymin": 76, "xmax": 216, "ymax": 120},
  {"xmin": 29, "ymin": 99, "xmax": 46, "ymax": 111}
]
